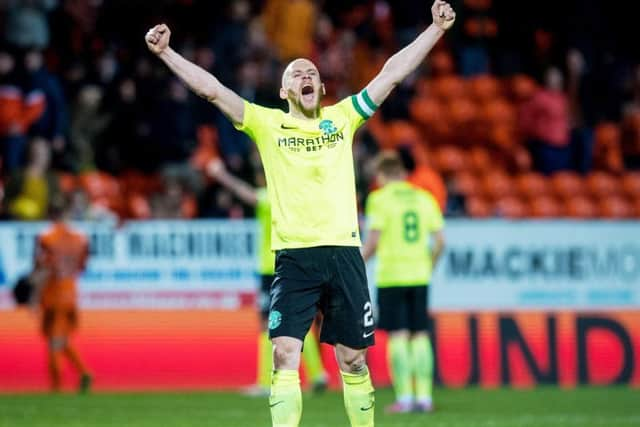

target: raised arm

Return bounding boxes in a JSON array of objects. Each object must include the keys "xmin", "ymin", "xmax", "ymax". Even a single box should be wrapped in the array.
[
  {"xmin": 366, "ymin": 1, "xmax": 455, "ymax": 105},
  {"xmin": 207, "ymin": 159, "xmax": 258, "ymax": 207},
  {"xmin": 145, "ymin": 24, "xmax": 245, "ymax": 125}
]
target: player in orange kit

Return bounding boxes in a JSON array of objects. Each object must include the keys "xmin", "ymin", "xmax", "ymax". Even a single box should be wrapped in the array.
[{"xmin": 34, "ymin": 196, "xmax": 92, "ymax": 393}]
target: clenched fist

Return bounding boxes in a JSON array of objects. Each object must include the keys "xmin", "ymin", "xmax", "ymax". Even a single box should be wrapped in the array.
[
  {"xmin": 145, "ymin": 24, "xmax": 171, "ymax": 55},
  {"xmin": 432, "ymin": 0, "xmax": 456, "ymax": 31}
]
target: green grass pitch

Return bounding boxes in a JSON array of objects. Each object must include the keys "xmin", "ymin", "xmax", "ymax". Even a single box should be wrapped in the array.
[{"xmin": 1, "ymin": 387, "xmax": 638, "ymax": 427}]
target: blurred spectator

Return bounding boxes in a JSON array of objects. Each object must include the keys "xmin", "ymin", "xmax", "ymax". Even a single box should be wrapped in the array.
[
  {"xmin": 150, "ymin": 176, "xmax": 197, "ymax": 219},
  {"xmin": 67, "ymin": 188, "xmax": 117, "ymax": 221},
  {"xmin": 69, "ymin": 84, "xmax": 110, "ymax": 171},
  {"xmin": 2, "ymin": 137, "xmax": 60, "ymax": 220},
  {"xmin": 3, "ymin": 0, "xmax": 56, "ymax": 50},
  {"xmin": 0, "ymin": 0, "xmax": 637, "ymax": 221},
  {"xmin": 621, "ymin": 66, "xmax": 640, "ymax": 170},
  {"xmin": 390, "ymin": 0, "xmax": 428, "ymax": 47},
  {"xmin": 621, "ymin": 105, "xmax": 640, "ymax": 170},
  {"xmin": 458, "ymin": 0, "xmax": 497, "ymax": 76},
  {"xmin": 212, "ymin": 0, "xmax": 251, "ymax": 89},
  {"xmin": 95, "ymin": 78, "xmax": 140, "ymax": 174},
  {"xmin": 150, "ymin": 80, "xmax": 196, "ymax": 167},
  {"xmin": 24, "ymin": 49, "xmax": 68, "ymax": 159},
  {"xmin": 262, "ymin": 0, "xmax": 316, "ymax": 61},
  {"xmin": 519, "ymin": 67, "xmax": 571, "ymax": 175},
  {"xmin": 0, "ymin": 46, "xmax": 46, "ymax": 172}
]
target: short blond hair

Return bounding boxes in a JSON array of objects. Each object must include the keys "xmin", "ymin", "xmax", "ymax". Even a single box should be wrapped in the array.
[{"xmin": 374, "ymin": 151, "xmax": 406, "ymax": 178}]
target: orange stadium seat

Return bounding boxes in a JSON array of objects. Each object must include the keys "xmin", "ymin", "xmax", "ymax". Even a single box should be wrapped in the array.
[
  {"xmin": 509, "ymin": 74, "xmax": 538, "ymax": 102},
  {"xmin": 429, "ymin": 50, "xmax": 455, "ymax": 76},
  {"xmin": 434, "ymin": 145, "xmax": 466, "ymax": 174},
  {"xmin": 119, "ymin": 171, "xmax": 163, "ymax": 196},
  {"xmin": 57, "ymin": 173, "xmax": 77, "ymax": 193},
  {"xmin": 631, "ymin": 198, "xmax": 640, "ymax": 218},
  {"xmin": 621, "ymin": 172, "xmax": 640, "ymax": 198},
  {"xmin": 598, "ymin": 196, "xmax": 632, "ymax": 219},
  {"xmin": 127, "ymin": 193, "xmax": 152, "ymax": 219},
  {"xmin": 482, "ymin": 171, "xmax": 515, "ymax": 199},
  {"xmin": 494, "ymin": 196, "xmax": 526, "ymax": 219},
  {"xmin": 409, "ymin": 97, "xmax": 442, "ymax": 127},
  {"xmin": 79, "ymin": 171, "xmax": 123, "ymax": 214},
  {"xmin": 447, "ymin": 98, "xmax": 479, "ymax": 143},
  {"xmin": 431, "ymin": 76, "xmax": 467, "ymax": 100},
  {"xmin": 513, "ymin": 146, "xmax": 533, "ymax": 172},
  {"xmin": 481, "ymin": 98, "xmax": 517, "ymax": 126},
  {"xmin": 388, "ymin": 120, "xmax": 422, "ymax": 146},
  {"xmin": 466, "ymin": 195, "xmax": 492, "ymax": 218},
  {"xmin": 79, "ymin": 171, "xmax": 119, "ymax": 201},
  {"xmin": 489, "ymin": 124, "xmax": 518, "ymax": 149},
  {"xmin": 528, "ymin": 196, "xmax": 561, "ymax": 218},
  {"xmin": 586, "ymin": 172, "xmax": 620, "ymax": 198},
  {"xmin": 516, "ymin": 172, "xmax": 548, "ymax": 199},
  {"xmin": 563, "ymin": 196, "xmax": 597, "ymax": 219},
  {"xmin": 414, "ymin": 78, "xmax": 432, "ymax": 98},
  {"xmin": 468, "ymin": 146, "xmax": 492, "ymax": 173},
  {"xmin": 453, "ymin": 171, "xmax": 481, "ymax": 197},
  {"xmin": 551, "ymin": 171, "xmax": 585, "ymax": 199},
  {"xmin": 468, "ymin": 75, "xmax": 501, "ymax": 103},
  {"xmin": 447, "ymin": 98, "xmax": 478, "ymax": 127},
  {"xmin": 409, "ymin": 165, "xmax": 447, "ymax": 211},
  {"xmin": 181, "ymin": 195, "xmax": 198, "ymax": 219},
  {"xmin": 593, "ymin": 122, "xmax": 624, "ymax": 173}
]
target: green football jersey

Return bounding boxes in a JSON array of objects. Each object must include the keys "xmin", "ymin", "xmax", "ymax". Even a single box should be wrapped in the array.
[{"xmin": 365, "ymin": 181, "xmax": 444, "ymax": 287}]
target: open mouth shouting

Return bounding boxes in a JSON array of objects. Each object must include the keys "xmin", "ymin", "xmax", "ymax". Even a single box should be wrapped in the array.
[{"xmin": 301, "ymin": 83, "xmax": 315, "ymax": 103}]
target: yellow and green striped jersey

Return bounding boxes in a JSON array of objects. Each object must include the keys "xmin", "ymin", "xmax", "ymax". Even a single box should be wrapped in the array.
[{"xmin": 365, "ymin": 181, "xmax": 444, "ymax": 287}]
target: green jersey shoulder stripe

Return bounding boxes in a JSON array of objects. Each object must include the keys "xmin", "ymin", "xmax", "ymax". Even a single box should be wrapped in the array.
[{"xmin": 351, "ymin": 89, "xmax": 378, "ymax": 119}]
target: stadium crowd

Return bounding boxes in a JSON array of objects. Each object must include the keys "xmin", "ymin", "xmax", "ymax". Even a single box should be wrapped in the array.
[{"xmin": 0, "ymin": 0, "xmax": 639, "ymax": 221}]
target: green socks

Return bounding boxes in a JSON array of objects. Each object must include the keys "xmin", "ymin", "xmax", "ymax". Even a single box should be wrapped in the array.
[
  {"xmin": 341, "ymin": 368, "xmax": 375, "ymax": 427},
  {"xmin": 388, "ymin": 335, "xmax": 412, "ymax": 403},
  {"xmin": 302, "ymin": 333, "xmax": 326, "ymax": 384},
  {"xmin": 270, "ymin": 370, "xmax": 302, "ymax": 427},
  {"xmin": 258, "ymin": 331, "xmax": 273, "ymax": 388},
  {"xmin": 411, "ymin": 335, "xmax": 434, "ymax": 403}
]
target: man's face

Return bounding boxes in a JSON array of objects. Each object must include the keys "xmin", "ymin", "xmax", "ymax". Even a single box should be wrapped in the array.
[{"xmin": 281, "ymin": 59, "xmax": 323, "ymax": 114}]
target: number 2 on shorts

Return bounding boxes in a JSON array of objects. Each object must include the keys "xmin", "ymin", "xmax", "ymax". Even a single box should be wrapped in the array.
[{"xmin": 363, "ymin": 302, "xmax": 374, "ymax": 327}]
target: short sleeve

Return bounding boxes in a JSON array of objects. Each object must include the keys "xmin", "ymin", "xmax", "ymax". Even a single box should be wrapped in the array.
[
  {"xmin": 334, "ymin": 89, "xmax": 378, "ymax": 132},
  {"xmin": 256, "ymin": 188, "xmax": 269, "ymax": 212},
  {"xmin": 234, "ymin": 101, "xmax": 278, "ymax": 144},
  {"xmin": 365, "ymin": 192, "xmax": 386, "ymax": 231}
]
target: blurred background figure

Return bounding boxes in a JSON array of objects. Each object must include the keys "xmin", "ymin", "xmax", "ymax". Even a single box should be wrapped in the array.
[
  {"xmin": 3, "ymin": 137, "xmax": 60, "ymax": 220},
  {"xmin": 208, "ymin": 158, "xmax": 328, "ymax": 395},
  {"xmin": 362, "ymin": 152, "xmax": 445, "ymax": 414},
  {"xmin": 33, "ymin": 194, "xmax": 92, "ymax": 393}
]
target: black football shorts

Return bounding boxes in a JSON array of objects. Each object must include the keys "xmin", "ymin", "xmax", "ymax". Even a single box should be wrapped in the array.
[{"xmin": 268, "ymin": 246, "xmax": 375, "ymax": 349}]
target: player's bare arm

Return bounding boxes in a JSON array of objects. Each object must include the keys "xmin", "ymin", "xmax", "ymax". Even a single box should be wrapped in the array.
[
  {"xmin": 431, "ymin": 230, "xmax": 445, "ymax": 266},
  {"xmin": 361, "ymin": 229, "xmax": 381, "ymax": 262},
  {"xmin": 145, "ymin": 24, "xmax": 245, "ymax": 125},
  {"xmin": 207, "ymin": 158, "xmax": 259, "ymax": 206},
  {"xmin": 365, "ymin": 0, "xmax": 455, "ymax": 105}
]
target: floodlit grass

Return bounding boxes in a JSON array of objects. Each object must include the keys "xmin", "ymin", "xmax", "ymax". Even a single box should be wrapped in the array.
[{"xmin": 0, "ymin": 387, "xmax": 638, "ymax": 427}]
